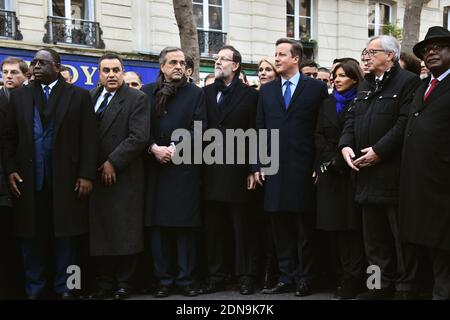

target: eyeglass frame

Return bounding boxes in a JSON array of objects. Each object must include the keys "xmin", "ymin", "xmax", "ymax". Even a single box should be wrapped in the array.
[
  {"xmin": 30, "ymin": 59, "xmax": 56, "ymax": 67},
  {"xmin": 361, "ymin": 48, "xmax": 386, "ymax": 58},
  {"xmin": 213, "ymin": 55, "xmax": 235, "ymax": 63},
  {"xmin": 421, "ymin": 42, "xmax": 449, "ymax": 56}
]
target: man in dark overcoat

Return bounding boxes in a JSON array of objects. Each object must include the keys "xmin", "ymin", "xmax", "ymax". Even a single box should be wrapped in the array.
[
  {"xmin": 2, "ymin": 49, "xmax": 97, "ymax": 299},
  {"xmin": 201, "ymin": 45, "xmax": 258, "ymax": 295},
  {"xmin": 89, "ymin": 53, "xmax": 150, "ymax": 300},
  {"xmin": 142, "ymin": 47, "xmax": 206, "ymax": 298},
  {"xmin": 399, "ymin": 26, "xmax": 450, "ymax": 300},
  {"xmin": 339, "ymin": 35, "xmax": 421, "ymax": 299},
  {"xmin": 0, "ymin": 56, "xmax": 29, "ymax": 299},
  {"xmin": 255, "ymin": 38, "xmax": 328, "ymax": 297}
]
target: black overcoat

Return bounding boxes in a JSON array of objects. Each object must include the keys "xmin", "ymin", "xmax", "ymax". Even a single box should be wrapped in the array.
[
  {"xmin": 2, "ymin": 80, "xmax": 97, "ymax": 237},
  {"xmin": 399, "ymin": 75, "xmax": 450, "ymax": 251},
  {"xmin": 143, "ymin": 82, "xmax": 207, "ymax": 227},
  {"xmin": 203, "ymin": 80, "xmax": 258, "ymax": 204},
  {"xmin": 255, "ymin": 75, "xmax": 328, "ymax": 213}
]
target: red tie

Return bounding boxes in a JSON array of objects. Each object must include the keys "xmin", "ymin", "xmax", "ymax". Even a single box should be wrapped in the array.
[{"xmin": 424, "ymin": 79, "xmax": 439, "ymax": 102}]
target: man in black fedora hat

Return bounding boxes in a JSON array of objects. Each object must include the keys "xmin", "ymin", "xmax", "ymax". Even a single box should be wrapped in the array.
[{"xmin": 399, "ymin": 26, "xmax": 450, "ymax": 300}]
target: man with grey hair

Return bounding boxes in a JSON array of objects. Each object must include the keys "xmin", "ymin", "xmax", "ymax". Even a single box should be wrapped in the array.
[{"xmin": 339, "ymin": 35, "xmax": 421, "ymax": 299}]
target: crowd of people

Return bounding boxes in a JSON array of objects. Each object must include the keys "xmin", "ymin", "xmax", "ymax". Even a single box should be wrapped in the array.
[{"xmin": 0, "ymin": 25, "xmax": 449, "ymax": 301}]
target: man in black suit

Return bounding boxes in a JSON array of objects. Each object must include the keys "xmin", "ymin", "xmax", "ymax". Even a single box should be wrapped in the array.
[
  {"xmin": 0, "ymin": 56, "xmax": 29, "ymax": 299},
  {"xmin": 399, "ymin": 26, "xmax": 450, "ymax": 300},
  {"xmin": 89, "ymin": 53, "xmax": 150, "ymax": 300},
  {"xmin": 255, "ymin": 38, "xmax": 328, "ymax": 297},
  {"xmin": 201, "ymin": 45, "xmax": 258, "ymax": 295},
  {"xmin": 2, "ymin": 49, "xmax": 97, "ymax": 299}
]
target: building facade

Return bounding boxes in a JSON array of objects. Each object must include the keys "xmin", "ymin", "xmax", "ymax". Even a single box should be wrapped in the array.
[{"xmin": 1, "ymin": 0, "xmax": 450, "ymax": 88}]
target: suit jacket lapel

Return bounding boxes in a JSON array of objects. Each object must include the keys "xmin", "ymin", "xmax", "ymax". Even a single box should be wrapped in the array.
[
  {"xmin": 323, "ymin": 97, "xmax": 340, "ymax": 129},
  {"xmin": 54, "ymin": 82, "xmax": 73, "ymax": 137},
  {"xmin": 219, "ymin": 81, "xmax": 246, "ymax": 123},
  {"xmin": 99, "ymin": 84, "xmax": 126, "ymax": 139},
  {"xmin": 205, "ymin": 85, "xmax": 221, "ymax": 122},
  {"xmin": 274, "ymin": 77, "xmax": 286, "ymax": 113},
  {"xmin": 287, "ymin": 75, "xmax": 307, "ymax": 111},
  {"xmin": 90, "ymin": 86, "xmax": 102, "ymax": 104},
  {"xmin": 23, "ymin": 88, "xmax": 34, "ymax": 141},
  {"xmin": 414, "ymin": 80, "xmax": 428, "ymax": 112},
  {"xmin": 424, "ymin": 73, "xmax": 450, "ymax": 106}
]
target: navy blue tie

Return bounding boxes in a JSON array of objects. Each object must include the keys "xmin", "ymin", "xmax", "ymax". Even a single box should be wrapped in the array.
[
  {"xmin": 96, "ymin": 92, "xmax": 112, "ymax": 116},
  {"xmin": 43, "ymin": 85, "xmax": 50, "ymax": 102},
  {"xmin": 283, "ymin": 81, "xmax": 291, "ymax": 109}
]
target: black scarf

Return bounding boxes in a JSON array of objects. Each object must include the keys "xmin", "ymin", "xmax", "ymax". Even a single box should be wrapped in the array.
[
  {"xmin": 213, "ymin": 75, "xmax": 239, "ymax": 108},
  {"xmin": 155, "ymin": 73, "xmax": 188, "ymax": 117}
]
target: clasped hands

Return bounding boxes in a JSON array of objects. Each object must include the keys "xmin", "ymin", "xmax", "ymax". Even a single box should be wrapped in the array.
[{"xmin": 341, "ymin": 146, "xmax": 381, "ymax": 171}]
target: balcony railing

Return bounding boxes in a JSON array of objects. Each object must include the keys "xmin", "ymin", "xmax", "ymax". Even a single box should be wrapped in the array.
[
  {"xmin": 43, "ymin": 16, "xmax": 105, "ymax": 49},
  {"xmin": 0, "ymin": 9, "xmax": 23, "ymax": 40},
  {"xmin": 198, "ymin": 30, "xmax": 227, "ymax": 56}
]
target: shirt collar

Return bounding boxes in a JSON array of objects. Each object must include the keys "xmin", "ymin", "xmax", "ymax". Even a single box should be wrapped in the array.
[
  {"xmin": 41, "ymin": 78, "xmax": 59, "ymax": 91},
  {"xmin": 101, "ymin": 87, "xmax": 116, "ymax": 98},
  {"xmin": 431, "ymin": 68, "xmax": 450, "ymax": 82},
  {"xmin": 281, "ymin": 72, "xmax": 301, "ymax": 87}
]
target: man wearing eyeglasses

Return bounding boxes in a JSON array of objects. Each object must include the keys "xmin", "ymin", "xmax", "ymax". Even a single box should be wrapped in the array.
[
  {"xmin": 201, "ymin": 45, "xmax": 258, "ymax": 295},
  {"xmin": 339, "ymin": 36, "xmax": 421, "ymax": 299},
  {"xmin": 1, "ymin": 49, "xmax": 98, "ymax": 299},
  {"xmin": 399, "ymin": 26, "xmax": 450, "ymax": 300},
  {"xmin": 88, "ymin": 53, "xmax": 150, "ymax": 300}
]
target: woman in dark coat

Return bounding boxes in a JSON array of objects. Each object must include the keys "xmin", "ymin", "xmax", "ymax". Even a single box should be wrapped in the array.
[
  {"xmin": 143, "ymin": 48, "xmax": 207, "ymax": 298},
  {"xmin": 315, "ymin": 61, "xmax": 366, "ymax": 299}
]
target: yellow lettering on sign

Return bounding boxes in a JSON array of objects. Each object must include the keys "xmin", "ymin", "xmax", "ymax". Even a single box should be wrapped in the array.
[
  {"xmin": 65, "ymin": 64, "xmax": 79, "ymax": 83},
  {"xmin": 81, "ymin": 66, "xmax": 98, "ymax": 86}
]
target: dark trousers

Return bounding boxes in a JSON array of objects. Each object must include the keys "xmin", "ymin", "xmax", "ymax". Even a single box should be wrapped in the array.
[
  {"xmin": 332, "ymin": 229, "xmax": 366, "ymax": 281},
  {"xmin": 251, "ymin": 189, "xmax": 277, "ymax": 283},
  {"xmin": 0, "ymin": 206, "xmax": 25, "ymax": 299},
  {"xmin": 22, "ymin": 187, "xmax": 76, "ymax": 297},
  {"xmin": 94, "ymin": 255, "xmax": 138, "ymax": 290},
  {"xmin": 204, "ymin": 201, "xmax": 253, "ymax": 282},
  {"xmin": 362, "ymin": 205, "xmax": 419, "ymax": 290},
  {"xmin": 428, "ymin": 247, "xmax": 450, "ymax": 300},
  {"xmin": 270, "ymin": 211, "xmax": 315, "ymax": 285},
  {"xmin": 22, "ymin": 237, "xmax": 74, "ymax": 296},
  {"xmin": 151, "ymin": 227, "xmax": 197, "ymax": 287}
]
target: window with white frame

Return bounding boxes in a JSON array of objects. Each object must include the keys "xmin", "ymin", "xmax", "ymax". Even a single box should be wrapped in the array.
[
  {"xmin": 193, "ymin": 0, "xmax": 224, "ymax": 31},
  {"xmin": 368, "ymin": 1, "xmax": 391, "ymax": 37},
  {"xmin": 45, "ymin": 0, "xmax": 103, "ymax": 47},
  {"xmin": 0, "ymin": 0, "xmax": 12, "ymax": 10},
  {"xmin": 49, "ymin": 0, "xmax": 94, "ymax": 21},
  {"xmin": 193, "ymin": 0, "xmax": 226, "ymax": 55},
  {"xmin": 286, "ymin": 0, "xmax": 312, "ymax": 40}
]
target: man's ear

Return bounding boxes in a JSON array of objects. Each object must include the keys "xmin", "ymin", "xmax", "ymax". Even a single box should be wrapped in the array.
[{"xmin": 232, "ymin": 62, "xmax": 240, "ymax": 73}]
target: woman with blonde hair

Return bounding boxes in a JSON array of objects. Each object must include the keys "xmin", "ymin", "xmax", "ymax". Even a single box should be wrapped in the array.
[{"xmin": 257, "ymin": 57, "xmax": 279, "ymax": 89}]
